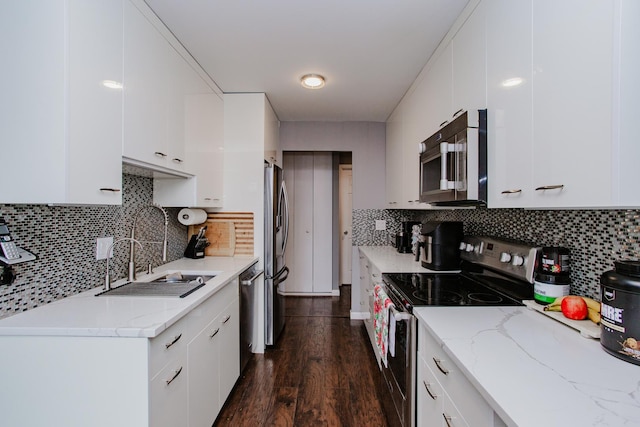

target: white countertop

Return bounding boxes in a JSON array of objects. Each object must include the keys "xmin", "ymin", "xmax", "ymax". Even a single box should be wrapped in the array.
[
  {"xmin": 0, "ymin": 256, "xmax": 258, "ymax": 338},
  {"xmin": 358, "ymin": 245, "xmax": 458, "ymax": 273},
  {"xmin": 414, "ymin": 306, "xmax": 640, "ymax": 427}
]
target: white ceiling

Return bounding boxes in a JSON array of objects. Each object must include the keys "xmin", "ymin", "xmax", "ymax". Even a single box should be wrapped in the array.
[{"xmin": 144, "ymin": 0, "xmax": 469, "ymax": 122}]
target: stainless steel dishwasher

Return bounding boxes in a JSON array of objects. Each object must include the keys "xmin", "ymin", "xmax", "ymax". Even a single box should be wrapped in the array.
[{"xmin": 239, "ymin": 261, "xmax": 263, "ymax": 373}]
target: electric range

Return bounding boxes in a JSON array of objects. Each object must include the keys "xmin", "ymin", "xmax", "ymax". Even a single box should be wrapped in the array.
[{"xmin": 379, "ymin": 236, "xmax": 539, "ymax": 427}]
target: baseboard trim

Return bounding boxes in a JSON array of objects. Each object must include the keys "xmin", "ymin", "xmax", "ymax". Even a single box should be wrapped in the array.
[
  {"xmin": 284, "ymin": 291, "xmax": 337, "ymax": 297},
  {"xmin": 350, "ymin": 311, "xmax": 369, "ymax": 320}
]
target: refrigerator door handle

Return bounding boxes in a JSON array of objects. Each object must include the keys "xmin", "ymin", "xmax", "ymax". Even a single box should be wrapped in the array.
[
  {"xmin": 280, "ymin": 181, "xmax": 290, "ymax": 256},
  {"xmin": 268, "ymin": 266, "xmax": 289, "ymax": 282}
]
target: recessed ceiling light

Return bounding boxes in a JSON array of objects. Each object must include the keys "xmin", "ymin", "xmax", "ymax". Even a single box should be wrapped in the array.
[
  {"xmin": 300, "ymin": 74, "xmax": 325, "ymax": 89},
  {"xmin": 502, "ymin": 77, "xmax": 524, "ymax": 88},
  {"xmin": 102, "ymin": 80, "xmax": 123, "ymax": 89}
]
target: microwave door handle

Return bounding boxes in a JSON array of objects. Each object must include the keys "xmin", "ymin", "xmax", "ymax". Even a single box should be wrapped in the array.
[{"xmin": 440, "ymin": 142, "xmax": 456, "ymax": 190}]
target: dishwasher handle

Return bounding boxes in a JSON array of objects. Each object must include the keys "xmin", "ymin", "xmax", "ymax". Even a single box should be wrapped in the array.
[{"xmin": 241, "ymin": 270, "xmax": 264, "ymax": 286}]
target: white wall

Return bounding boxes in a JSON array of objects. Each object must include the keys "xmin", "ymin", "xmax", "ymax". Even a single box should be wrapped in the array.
[{"xmin": 279, "ymin": 122, "xmax": 386, "ymax": 210}]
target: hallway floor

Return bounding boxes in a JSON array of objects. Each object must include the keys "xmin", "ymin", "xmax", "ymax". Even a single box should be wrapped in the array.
[{"xmin": 214, "ymin": 286, "xmax": 389, "ymax": 427}]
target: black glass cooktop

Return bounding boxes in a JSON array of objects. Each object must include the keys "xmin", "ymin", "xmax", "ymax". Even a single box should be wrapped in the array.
[{"xmin": 382, "ymin": 271, "xmax": 530, "ymax": 310}]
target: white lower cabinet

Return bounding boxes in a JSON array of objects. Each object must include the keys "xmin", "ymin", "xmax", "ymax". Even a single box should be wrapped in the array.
[
  {"xmin": 358, "ymin": 249, "xmax": 382, "ymax": 368},
  {"xmin": 417, "ymin": 321, "xmax": 499, "ymax": 427},
  {"xmin": 188, "ymin": 297, "xmax": 239, "ymax": 426},
  {"xmin": 0, "ymin": 279, "xmax": 240, "ymax": 427}
]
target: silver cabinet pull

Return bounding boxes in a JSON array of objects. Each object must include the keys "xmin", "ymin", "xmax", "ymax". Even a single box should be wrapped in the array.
[
  {"xmin": 423, "ymin": 380, "xmax": 438, "ymax": 400},
  {"xmin": 165, "ymin": 333, "xmax": 182, "ymax": 349},
  {"xmin": 443, "ymin": 413, "xmax": 453, "ymax": 427},
  {"xmin": 535, "ymin": 184, "xmax": 564, "ymax": 191},
  {"xmin": 501, "ymin": 189, "xmax": 522, "ymax": 194},
  {"xmin": 209, "ymin": 328, "xmax": 220, "ymax": 338},
  {"xmin": 99, "ymin": 188, "xmax": 121, "ymax": 192},
  {"xmin": 154, "ymin": 151, "xmax": 167, "ymax": 158},
  {"xmin": 452, "ymin": 108, "xmax": 464, "ymax": 118},
  {"xmin": 172, "ymin": 158, "xmax": 183, "ymax": 163},
  {"xmin": 165, "ymin": 366, "xmax": 183, "ymax": 386},
  {"xmin": 433, "ymin": 357, "xmax": 449, "ymax": 375},
  {"xmin": 222, "ymin": 314, "xmax": 231, "ymax": 324},
  {"xmin": 204, "ymin": 197, "xmax": 220, "ymax": 201},
  {"xmin": 439, "ymin": 120, "xmax": 449, "ymax": 128}
]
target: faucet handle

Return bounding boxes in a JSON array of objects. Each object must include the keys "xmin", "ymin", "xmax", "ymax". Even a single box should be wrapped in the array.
[{"xmin": 147, "ymin": 262, "xmax": 154, "ymax": 275}]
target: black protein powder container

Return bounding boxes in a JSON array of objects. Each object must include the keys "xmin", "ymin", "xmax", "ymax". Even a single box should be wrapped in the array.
[{"xmin": 600, "ymin": 260, "xmax": 640, "ymax": 366}]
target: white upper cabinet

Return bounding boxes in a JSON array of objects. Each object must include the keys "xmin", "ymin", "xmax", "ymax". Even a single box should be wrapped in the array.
[
  {"xmin": 530, "ymin": 0, "xmax": 614, "ymax": 208},
  {"xmin": 452, "ymin": 1, "xmax": 487, "ymax": 115},
  {"xmin": 123, "ymin": 0, "xmax": 213, "ymax": 176},
  {"xmin": 424, "ymin": 44, "xmax": 454, "ymax": 136},
  {"xmin": 385, "ymin": 105, "xmax": 404, "ymax": 207},
  {"xmin": 1, "ymin": 0, "xmax": 123, "ymax": 205},
  {"xmin": 486, "ymin": 0, "xmax": 534, "ymax": 208}
]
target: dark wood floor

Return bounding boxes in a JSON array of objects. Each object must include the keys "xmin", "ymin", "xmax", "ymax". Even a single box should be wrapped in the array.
[{"xmin": 214, "ymin": 286, "xmax": 389, "ymax": 427}]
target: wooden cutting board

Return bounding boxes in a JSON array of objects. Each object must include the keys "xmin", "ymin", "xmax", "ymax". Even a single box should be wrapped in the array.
[
  {"xmin": 523, "ymin": 300, "xmax": 601, "ymax": 339},
  {"xmin": 205, "ymin": 220, "xmax": 236, "ymax": 256}
]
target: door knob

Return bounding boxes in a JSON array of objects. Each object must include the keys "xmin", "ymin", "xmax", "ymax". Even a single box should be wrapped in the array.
[{"xmin": 343, "ymin": 231, "xmax": 348, "ymax": 235}]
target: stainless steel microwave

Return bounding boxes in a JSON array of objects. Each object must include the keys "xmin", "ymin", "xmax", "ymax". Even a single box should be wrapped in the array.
[{"xmin": 419, "ymin": 109, "xmax": 487, "ymax": 206}]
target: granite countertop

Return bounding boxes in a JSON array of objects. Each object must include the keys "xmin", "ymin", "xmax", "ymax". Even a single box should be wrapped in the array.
[
  {"xmin": 0, "ymin": 256, "xmax": 258, "ymax": 338},
  {"xmin": 358, "ymin": 245, "xmax": 459, "ymax": 273},
  {"xmin": 414, "ymin": 306, "xmax": 640, "ymax": 427}
]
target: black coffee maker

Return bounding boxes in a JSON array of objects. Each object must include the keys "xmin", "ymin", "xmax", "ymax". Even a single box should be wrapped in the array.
[{"xmin": 396, "ymin": 221, "xmax": 420, "ymax": 253}]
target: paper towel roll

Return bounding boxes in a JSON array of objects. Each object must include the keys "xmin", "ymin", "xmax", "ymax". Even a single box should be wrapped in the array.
[{"xmin": 178, "ymin": 208, "xmax": 207, "ymax": 226}]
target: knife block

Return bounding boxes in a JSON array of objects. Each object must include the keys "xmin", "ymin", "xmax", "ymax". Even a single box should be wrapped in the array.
[{"xmin": 184, "ymin": 235, "xmax": 206, "ymax": 259}]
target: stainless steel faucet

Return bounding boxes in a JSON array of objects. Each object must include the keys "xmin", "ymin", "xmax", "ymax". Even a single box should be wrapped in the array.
[
  {"xmin": 105, "ymin": 237, "xmax": 143, "ymax": 290},
  {"xmin": 129, "ymin": 204, "xmax": 169, "ymax": 282}
]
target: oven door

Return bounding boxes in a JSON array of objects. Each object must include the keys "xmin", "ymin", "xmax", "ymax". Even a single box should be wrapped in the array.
[{"xmin": 380, "ymin": 296, "xmax": 416, "ymax": 427}]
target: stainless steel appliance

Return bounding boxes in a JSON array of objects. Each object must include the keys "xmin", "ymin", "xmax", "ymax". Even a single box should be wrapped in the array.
[
  {"xmin": 240, "ymin": 261, "xmax": 263, "ymax": 372},
  {"xmin": 380, "ymin": 236, "xmax": 539, "ymax": 427},
  {"xmin": 419, "ymin": 109, "xmax": 487, "ymax": 206},
  {"xmin": 264, "ymin": 163, "xmax": 290, "ymax": 346},
  {"xmin": 415, "ymin": 221, "xmax": 463, "ymax": 270}
]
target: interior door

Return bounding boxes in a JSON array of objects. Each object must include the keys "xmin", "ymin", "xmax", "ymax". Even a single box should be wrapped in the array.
[{"xmin": 339, "ymin": 165, "xmax": 353, "ymax": 285}]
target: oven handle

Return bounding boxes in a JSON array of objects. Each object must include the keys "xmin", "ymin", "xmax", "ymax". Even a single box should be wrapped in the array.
[{"xmin": 389, "ymin": 305, "xmax": 413, "ymax": 321}]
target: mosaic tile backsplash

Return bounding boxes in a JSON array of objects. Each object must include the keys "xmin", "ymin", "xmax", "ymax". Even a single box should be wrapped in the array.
[
  {"xmin": 353, "ymin": 208, "xmax": 640, "ymax": 299},
  {"xmin": 0, "ymin": 174, "xmax": 187, "ymax": 319}
]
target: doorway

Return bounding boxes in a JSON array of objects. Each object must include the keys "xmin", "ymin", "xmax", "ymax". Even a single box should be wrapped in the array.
[{"xmin": 339, "ymin": 164, "xmax": 353, "ymax": 285}]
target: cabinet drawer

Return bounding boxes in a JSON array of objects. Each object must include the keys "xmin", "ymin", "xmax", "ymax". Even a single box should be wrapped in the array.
[
  {"xmin": 189, "ymin": 278, "xmax": 238, "ymax": 333},
  {"xmin": 150, "ymin": 355, "xmax": 188, "ymax": 427},
  {"xmin": 150, "ymin": 316, "xmax": 192, "ymax": 377},
  {"xmin": 417, "ymin": 355, "xmax": 443, "ymax": 426},
  {"xmin": 418, "ymin": 323, "xmax": 494, "ymax": 427}
]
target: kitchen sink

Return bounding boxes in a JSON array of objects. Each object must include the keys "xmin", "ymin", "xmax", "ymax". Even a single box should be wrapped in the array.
[{"xmin": 96, "ymin": 274, "xmax": 216, "ymax": 298}]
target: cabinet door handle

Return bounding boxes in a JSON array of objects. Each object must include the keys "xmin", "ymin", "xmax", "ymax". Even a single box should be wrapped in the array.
[
  {"xmin": 535, "ymin": 184, "xmax": 564, "ymax": 191},
  {"xmin": 154, "ymin": 151, "xmax": 167, "ymax": 158},
  {"xmin": 172, "ymin": 158, "xmax": 183, "ymax": 163},
  {"xmin": 423, "ymin": 380, "xmax": 438, "ymax": 400},
  {"xmin": 452, "ymin": 108, "xmax": 464, "ymax": 118},
  {"xmin": 443, "ymin": 413, "xmax": 453, "ymax": 427},
  {"xmin": 501, "ymin": 189, "xmax": 522, "ymax": 194},
  {"xmin": 209, "ymin": 328, "xmax": 220, "ymax": 338},
  {"xmin": 165, "ymin": 333, "xmax": 182, "ymax": 349},
  {"xmin": 222, "ymin": 314, "xmax": 231, "ymax": 324},
  {"xmin": 204, "ymin": 197, "xmax": 220, "ymax": 201},
  {"xmin": 439, "ymin": 120, "xmax": 449, "ymax": 128},
  {"xmin": 165, "ymin": 366, "xmax": 183, "ymax": 386},
  {"xmin": 433, "ymin": 357, "xmax": 449, "ymax": 375},
  {"xmin": 99, "ymin": 188, "xmax": 121, "ymax": 192}
]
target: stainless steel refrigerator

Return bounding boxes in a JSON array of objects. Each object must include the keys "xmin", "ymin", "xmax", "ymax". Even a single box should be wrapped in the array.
[{"xmin": 264, "ymin": 162, "xmax": 290, "ymax": 345}]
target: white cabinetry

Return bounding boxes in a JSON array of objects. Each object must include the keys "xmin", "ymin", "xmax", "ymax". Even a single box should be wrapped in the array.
[
  {"xmin": 1, "ymin": 0, "xmax": 123, "ymax": 205},
  {"xmin": 385, "ymin": 105, "xmax": 404, "ymax": 207},
  {"xmin": 486, "ymin": 0, "xmax": 534, "ymax": 208},
  {"xmin": 123, "ymin": 0, "xmax": 214, "ymax": 177},
  {"xmin": 0, "ymin": 279, "xmax": 240, "ymax": 427},
  {"xmin": 154, "ymin": 93, "xmax": 225, "ymax": 208},
  {"xmin": 358, "ymin": 249, "xmax": 382, "ymax": 368},
  {"xmin": 417, "ymin": 321, "xmax": 496, "ymax": 427},
  {"xmin": 530, "ymin": 0, "xmax": 613, "ymax": 208}
]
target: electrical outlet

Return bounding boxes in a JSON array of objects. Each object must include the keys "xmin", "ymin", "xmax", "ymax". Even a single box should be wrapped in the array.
[
  {"xmin": 375, "ymin": 220, "xmax": 386, "ymax": 231},
  {"xmin": 96, "ymin": 237, "xmax": 113, "ymax": 260}
]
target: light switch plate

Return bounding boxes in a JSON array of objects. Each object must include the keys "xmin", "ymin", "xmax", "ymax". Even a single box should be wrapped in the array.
[
  {"xmin": 375, "ymin": 220, "xmax": 386, "ymax": 231},
  {"xmin": 96, "ymin": 237, "xmax": 113, "ymax": 260}
]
